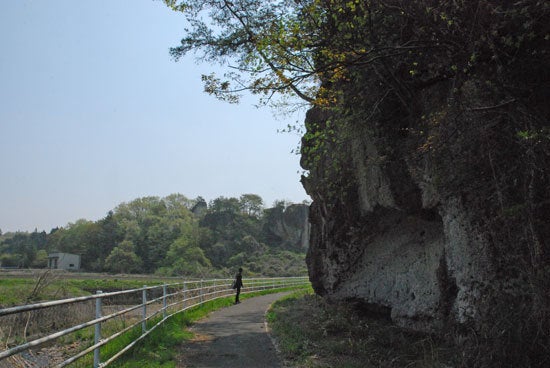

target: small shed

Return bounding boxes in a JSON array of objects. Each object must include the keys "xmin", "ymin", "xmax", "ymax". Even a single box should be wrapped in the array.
[{"xmin": 48, "ymin": 252, "xmax": 81, "ymax": 271}]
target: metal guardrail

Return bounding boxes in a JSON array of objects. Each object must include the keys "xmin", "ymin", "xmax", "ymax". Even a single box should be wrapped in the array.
[{"xmin": 0, "ymin": 276, "xmax": 309, "ymax": 367}]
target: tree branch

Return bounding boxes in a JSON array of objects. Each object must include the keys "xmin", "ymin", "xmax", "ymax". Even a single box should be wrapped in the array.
[
  {"xmin": 222, "ymin": 0, "xmax": 315, "ymax": 103},
  {"xmin": 469, "ymin": 99, "xmax": 516, "ymax": 112}
]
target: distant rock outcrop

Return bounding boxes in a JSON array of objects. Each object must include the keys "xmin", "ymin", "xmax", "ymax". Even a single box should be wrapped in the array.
[{"xmin": 263, "ymin": 203, "xmax": 310, "ymax": 251}]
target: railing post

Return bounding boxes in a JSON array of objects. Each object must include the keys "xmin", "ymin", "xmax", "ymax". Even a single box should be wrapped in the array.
[
  {"xmin": 142, "ymin": 286, "xmax": 147, "ymax": 334},
  {"xmin": 94, "ymin": 290, "xmax": 102, "ymax": 368},
  {"xmin": 183, "ymin": 282, "xmax": 187, "ymax": 309},
  {"xmin": 200, "ymin": 279, "xmax": 203, "ymax": 303},
  {"xmin": 163, "ymin": 284, "xmax": 167, "ymax": 319}
]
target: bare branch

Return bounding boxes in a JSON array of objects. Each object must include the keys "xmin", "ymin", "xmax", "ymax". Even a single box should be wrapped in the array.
[{"xmin": 469, "ymin": 99, "xmax": 517, "ymax": 112}]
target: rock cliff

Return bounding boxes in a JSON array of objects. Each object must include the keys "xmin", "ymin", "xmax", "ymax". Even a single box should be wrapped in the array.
[
  {"xmin": 302, "ymin": 112, "xmax": 493, "ymax": 331},
  {"xmin": 301, "ymin": 34, "xmax": 549, "ymax": 364}
]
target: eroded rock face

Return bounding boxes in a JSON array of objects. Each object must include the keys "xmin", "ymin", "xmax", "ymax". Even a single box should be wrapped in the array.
[
  {"xmin": 263, "ymin": 203, "xmax": 310, "ymax": 251},
  {"xmin": 301, "ymin": 100, "xmax": 545, "ymax": 333},
  {"xmin": 298, "ymin": 4, "xmax": 549, "ymax": 365}
]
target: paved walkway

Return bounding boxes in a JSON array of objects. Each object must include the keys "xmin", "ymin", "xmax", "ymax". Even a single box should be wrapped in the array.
[{"xmin": 176, "ymin": 292, "xmax": 290, "ymax": 368}]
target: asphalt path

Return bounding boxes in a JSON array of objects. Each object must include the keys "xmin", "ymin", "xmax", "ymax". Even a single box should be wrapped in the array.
[{"xmin": 176, "ymin": 292, "xmax": 290, "ymax": 368}]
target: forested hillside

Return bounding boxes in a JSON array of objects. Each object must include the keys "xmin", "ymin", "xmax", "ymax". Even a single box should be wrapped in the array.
[{"xmin": 0, "ymin": 194, "xmax": 309, "ymax": 277}]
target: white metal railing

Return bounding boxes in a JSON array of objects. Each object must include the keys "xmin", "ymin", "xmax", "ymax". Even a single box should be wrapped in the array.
[{"xmin": 0, "ymin": 276, "xmax": 309, "ymax": 367}]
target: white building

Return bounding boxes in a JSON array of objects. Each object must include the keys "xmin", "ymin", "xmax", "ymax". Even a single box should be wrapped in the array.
[{"xmin": 48, "ymin": 252, "xmax": 81, "ymax": 271}]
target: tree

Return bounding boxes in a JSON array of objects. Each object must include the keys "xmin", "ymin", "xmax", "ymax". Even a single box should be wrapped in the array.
[
  {"xmin": 163, "ymin": 193, "xmax": 196, "ymax": 211},
  {"xmin": 165, "ymin": 233, "xmax": 212, "ymax": 276},
  {"xmin": 2, "ymin": 232, "xmax": 37, "ymax": 268},
  {"xmin": 112, "ymin": 195, "xmax": 201, "ymax": 272},
  {"xmin": 32, "ymin": 250, "xmax": 49, "ymax": 268},
  {"xmin": 239, "ymin": 194, "xmax": 264, "ymax": 217},
  {"xmin": 165, "ymin": 0, "xmax": 549, "ymax": 115},
  {"xmin": 93, "ymin": 211, "xmax": 123, "ymax": 271},
  {"xmin": 164, "ymin": 0, "xmax": 321, "ymax": 105},
  {"xmin": 104, "ymin": 240, "xmax": 142, "ymax": 274},
  {"xmin": 201, "ymin": 196, "xmax": 264, "ymax": 258},
  {"xmin": 209, "ymin": 196, "xmax": 241, "ymax": 214},
  {"xmin": 48, "ymin": 219, "xmax": 98, "ymax": 254},
  {"xmin": 0, "ymin": 253, "xmax": 18, "ymax": 268},
  {"xmin": 47, "ymin": 219, "xmax": 105, "ymax": 272},
  {"xmin": 163, "ymin": 0, "xmax": 442, "ymax": 107}
]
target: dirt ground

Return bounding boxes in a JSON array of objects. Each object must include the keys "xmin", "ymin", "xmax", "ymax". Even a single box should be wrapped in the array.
[{"xmin": 175, "ymin": 292, "xmax": 290, "ymax": 368}]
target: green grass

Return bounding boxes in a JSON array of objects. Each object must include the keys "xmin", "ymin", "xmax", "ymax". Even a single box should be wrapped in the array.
[
  {"xmin": 0, "ymin": 277, "xmax": 166, "ymax": 306},
  {"xmin": 0, "ymin": 278, "xmax": 34, "ymax": 305}
]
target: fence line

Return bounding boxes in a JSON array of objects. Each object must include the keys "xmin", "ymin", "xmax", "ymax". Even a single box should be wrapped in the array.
[{"xmin": 0, "ymin": 276, "xmax": 309, "ymax": 367}]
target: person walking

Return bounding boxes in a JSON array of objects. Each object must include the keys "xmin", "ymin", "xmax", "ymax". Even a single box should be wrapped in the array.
[{"xmin": 234, "ymin": 267, "xmax": 243, "ymax": 304}]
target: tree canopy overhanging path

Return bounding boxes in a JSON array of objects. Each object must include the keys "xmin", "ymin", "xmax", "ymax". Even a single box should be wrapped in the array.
[{"xmin": 175, "ymin": 292, "xmax": 290, "ymax": 368}]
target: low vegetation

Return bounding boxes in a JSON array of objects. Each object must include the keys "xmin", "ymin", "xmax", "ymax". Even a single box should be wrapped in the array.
[
  {"xmin": 0, "ymin": 271, "xmax": 168, "ymax": 307},
  {"xmin": 268, "ymin": 289, "xmax": 459, "ymax": 368}
]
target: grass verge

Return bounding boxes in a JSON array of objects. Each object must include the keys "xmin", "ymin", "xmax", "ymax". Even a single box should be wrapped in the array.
[{"xmin": 267, "ymin": 289, "xmax": 459, "ymax": 368}]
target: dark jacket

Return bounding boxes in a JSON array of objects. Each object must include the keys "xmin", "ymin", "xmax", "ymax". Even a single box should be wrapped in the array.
[{"xmin": 235, "ymin": 272, "xmax": 243, "ymax": 289}]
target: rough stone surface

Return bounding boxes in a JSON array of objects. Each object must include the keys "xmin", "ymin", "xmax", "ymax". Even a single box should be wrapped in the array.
[
  {"xmin": 263, "ymin": 204, "xmax": 310, "ymax": 251},
  {"xmin": 301, "ymin": 97, "xmax": 547, "ymax": 333},
  {"xmin": 331, "ymin": 212, "xmax": 445, "ymax": 331}
]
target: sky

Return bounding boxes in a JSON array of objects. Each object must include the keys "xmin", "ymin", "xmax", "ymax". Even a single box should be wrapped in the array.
[{"xmin": 0, "ymin": 0, "xmax": 310, "ymax": 233}]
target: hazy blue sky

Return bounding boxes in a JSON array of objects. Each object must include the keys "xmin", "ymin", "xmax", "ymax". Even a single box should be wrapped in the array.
[{"xmin": 0, "ymin": 0, "xmax": 309, "ymax": 233}]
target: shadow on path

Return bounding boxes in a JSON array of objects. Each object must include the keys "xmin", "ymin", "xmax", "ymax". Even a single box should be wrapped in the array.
[{"xmin": 176, "ymin": 292, "xmax": 290, "ymax": 368}]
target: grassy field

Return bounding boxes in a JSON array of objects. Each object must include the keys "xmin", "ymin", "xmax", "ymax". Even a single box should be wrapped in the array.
[{"xmin": 0, "ymin": 270, "xmax": 184, "ymax": 307}]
